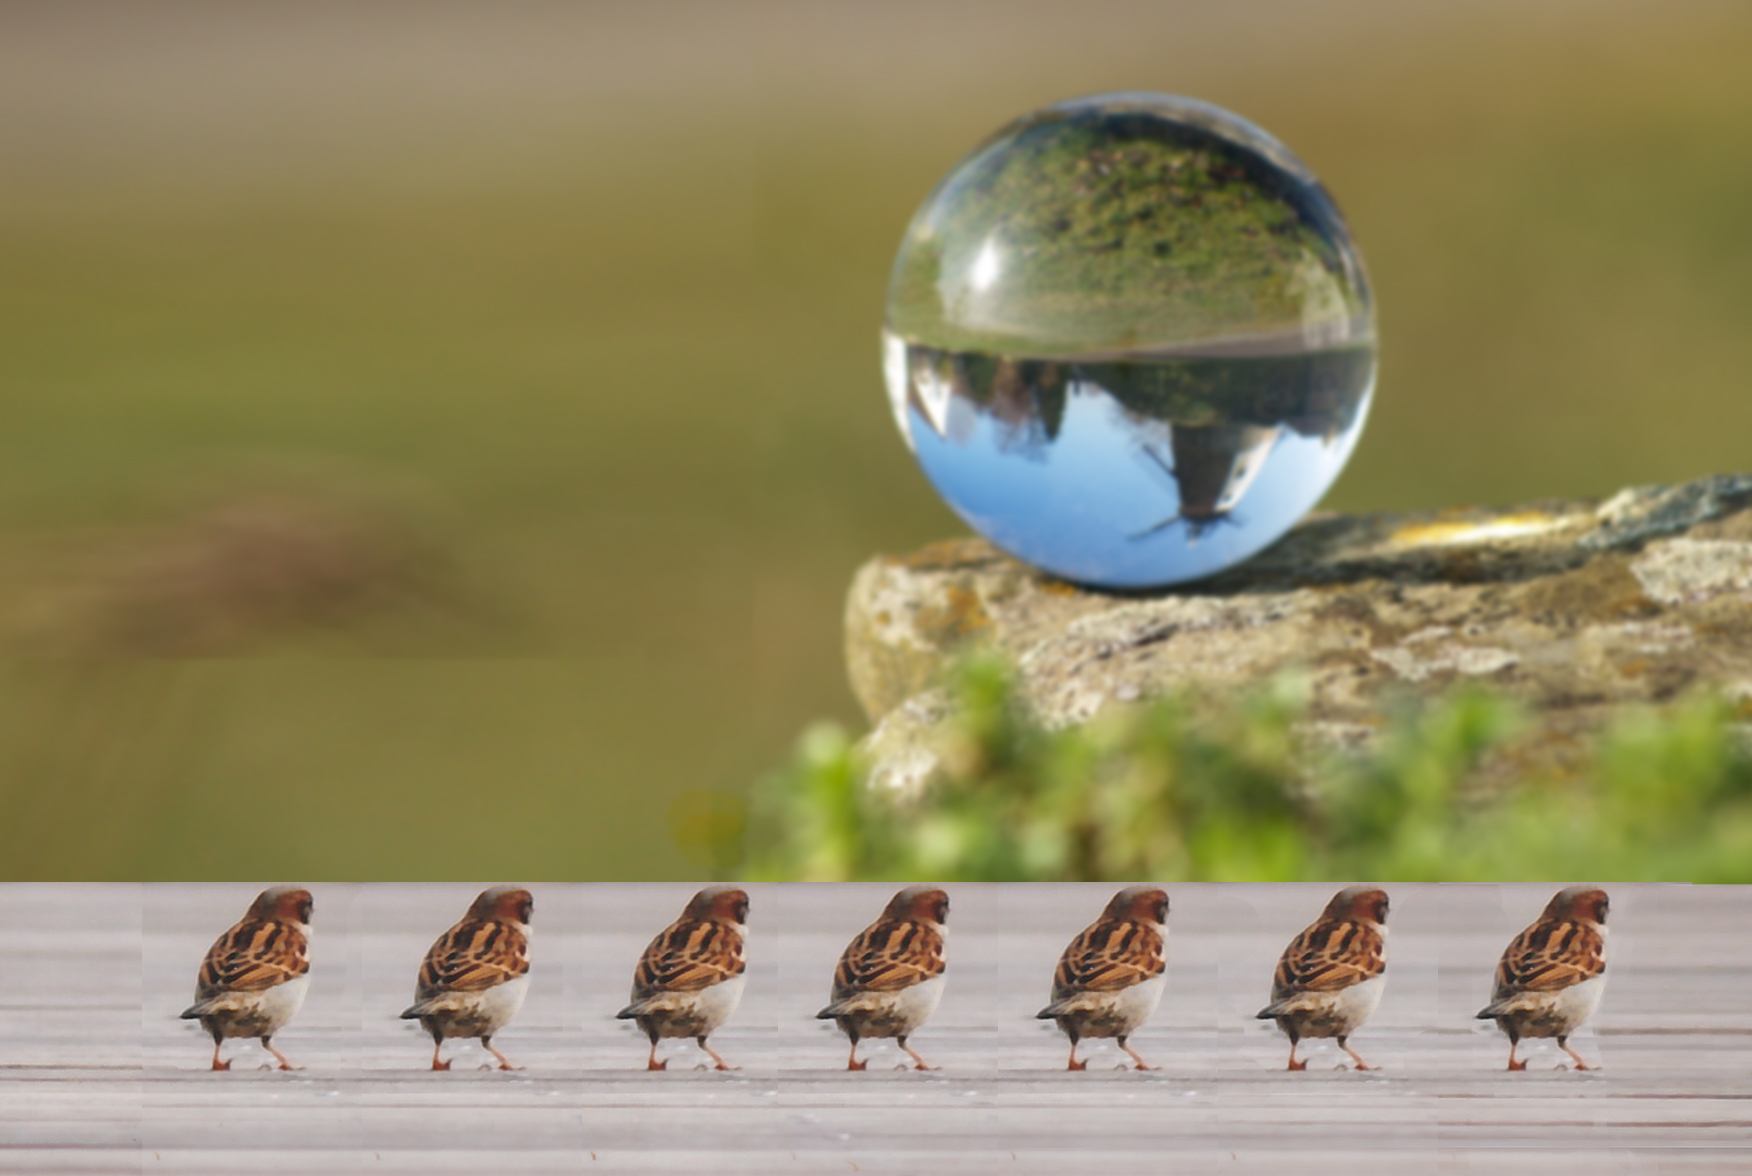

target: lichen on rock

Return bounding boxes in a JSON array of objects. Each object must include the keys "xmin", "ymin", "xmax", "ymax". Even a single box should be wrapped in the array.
[{"xmin": 846, "ymin": 473, "xmax": 1752, "ymax": 786}]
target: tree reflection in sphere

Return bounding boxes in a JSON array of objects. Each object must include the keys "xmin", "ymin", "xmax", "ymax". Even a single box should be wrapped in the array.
[{"xmin": 884, "ymin": 93, "xmax": 1375, "ymax": 589}]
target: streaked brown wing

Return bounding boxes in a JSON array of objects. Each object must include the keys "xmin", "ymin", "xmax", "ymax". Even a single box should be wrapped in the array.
[
  {"xmin": 418, "ymin": 917, "xmax": 529, "ymax": 994},
  {"xmin": 834, "ymin": 918, "xmax": 945, "ymax": 995},
  {"xmin": 1053, "ymin": 917, "xmax": 1164, "ymax": 997},
  {"xmin": 197, "ymin": 918, "xmax": 308, "ymax": 994},
  {"xmin": 632, "ymin": 918, "xmax": 745, "ymax": 995},
  {"xmin": 1274, "ymin": 917, "xmax": 1385, "ymax": 995},
  {"xmin": 1495, "ymin": 918, "xmax": 1605, "ymax": 995}
]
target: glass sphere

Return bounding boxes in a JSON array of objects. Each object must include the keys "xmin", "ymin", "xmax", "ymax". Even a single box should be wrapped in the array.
[{"xmin": 883, "ymin": 93, "xmax": 1375, "ymax": 589}]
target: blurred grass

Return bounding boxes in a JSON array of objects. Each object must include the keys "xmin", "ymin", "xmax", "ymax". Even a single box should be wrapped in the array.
[
  {"xmin": 0, "ymin": 2, "xmax": 1749, "ymax": 877},
  {"xmin": 745, "ymin": 657, "xmax": 1752, "ymax": 882}
]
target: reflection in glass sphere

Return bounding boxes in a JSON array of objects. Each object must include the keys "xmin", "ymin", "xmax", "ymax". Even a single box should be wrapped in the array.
[{"xmin": 884, "ymin": 93, "xmax": 1375, "ymax": 589}]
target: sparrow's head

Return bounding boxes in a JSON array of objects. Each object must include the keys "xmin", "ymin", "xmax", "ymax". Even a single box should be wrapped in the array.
[
  {"xmin": 886, "ymin": 885, "xmax": 950, "ymax": 927},
  {"xmin": 471, "ymin": 885, "xmax": 534, "ymax": 926},
  {"xmin": 686, "ymin": 884, "xmax": 750, "ymax": 927},
  {"xmin": 250, "ymin": 886, "xmax": 314, "ymax": 927},
  {"xmin": 1544, "ymin": 886, "xmax": 1608, "ymax": 925},
  {"xmin": 1105, "ymin": 884, "xmax": 1169, "ymax": 926},
  {"xmin": 1324, "ymin": 885, "xmax": 1389, "ymax": 926}
]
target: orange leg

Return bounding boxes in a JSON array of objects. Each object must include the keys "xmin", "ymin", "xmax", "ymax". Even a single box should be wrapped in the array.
[
  {"xmin": 431, "ymin": 1038, "xmax": 451, "ymax": 1071},
  {"xmin": 1338, "ymin": 1036, "xmax": 1374, "ymax": 1072},
  {"xmin": 697, "ymin": 1037, "xmax": 737, "ymax": 1072},
  {"xmin": 482, "ymin": 1036, "xmax": 522, "ymax": 1072},
  {"xmin": 1558, "ymin": 1036, "xmax": 1594, "ymax": 1071},
  {"xmin": 1119, "ymin": 1036, "xmax": 1157, "ymax": 1072},
  {"xmin": 899, "ymin": 1036, "xmax": 938, "ymax": 1072},
  {"xmin": 846, "ymin": 1037, "xmax": 866, "ymax": 1071},
  {"xmin": 261, "ymin": 1037, "xmax": 301, "ymax": 1072},
  {"xmin": 1066, "ymin": 1038, "xmax": 1087, "ymax": 1072},
  {"xmin": 641, "ymin": 1023, "xmax": 667, "ymax": 1071}
]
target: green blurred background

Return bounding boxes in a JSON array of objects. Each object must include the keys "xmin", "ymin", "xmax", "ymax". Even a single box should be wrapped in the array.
[{"xmin": 2, "ymin": 1, "xmax": 1749, "ymax": 878}]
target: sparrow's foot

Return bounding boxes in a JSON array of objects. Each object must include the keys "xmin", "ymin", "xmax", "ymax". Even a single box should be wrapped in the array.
[
  {"xmin": 1287, "ymin": 1058, "xmax": 1307, "ymax": 1072},
  {"xmin": 846, "ymin": 1058, "xmax": 868, "ymax": 1072},
  {"xmin": 1507, "ymin": 1058, "xmax": 1527, "ymax": 1072},
  {"xmin": 1067, "ymin": 1058, "xmax": 1088, "ymax": 1072},
  {"xmin": 699, "ymin": 1042, "xmax": 737, "ymax": 1072},
  {"xmin": 647, "ymin": 1058, "xmax": 668, "ymax": 1072},
  {"xmin": 431, "ymin": 1058, "xmax": 452, "ymax": 1072},
  {"xmin": 210, "ymin": 1059, "xmax": 231, "ymax": 1072}
]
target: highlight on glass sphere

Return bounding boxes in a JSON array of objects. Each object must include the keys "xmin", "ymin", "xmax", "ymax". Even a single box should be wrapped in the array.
[{"xmin": 883, "ymin": 92, "xmax": 1375, "ymax": 589}]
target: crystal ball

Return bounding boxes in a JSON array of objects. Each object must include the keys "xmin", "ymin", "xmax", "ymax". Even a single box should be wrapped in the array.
[{"xmin": 884, "ymin": 93, "xmax": 1375, "ymax": 589}]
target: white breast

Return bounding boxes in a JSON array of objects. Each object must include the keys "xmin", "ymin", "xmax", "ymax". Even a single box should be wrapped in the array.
[
  {"xmin": 1111, "ymin": 971, "xmax": 1167, "ymax": 1027},
  {"xmin": 1332, "ymin": 973, "xmax": 1385, "ymax": 1028},
  {"xmin": 689, "ymin": 973, "xmax": 746, "ymax": 1035},
  {"xmin": 832, "ymin": 972, "xmax": 946, "ymax": 1038},
  {"xmin": 888, "ymin": 973, "xmax": 945, "ymax": 1032},
  {"xmin": 1550, "ymin": 974, "xmax": 1606, "ymax": 1031},
  {"xmin": 474, "ymin": 973, "xmax": 529, "ymax": 1033},
  {"xmin": 255, "ymin": 973, "xmax": 309, "ymax": 1034},
  {"xmin": 1051, "ymin": 970, "xmax": 1167, "ymax": 1038}
]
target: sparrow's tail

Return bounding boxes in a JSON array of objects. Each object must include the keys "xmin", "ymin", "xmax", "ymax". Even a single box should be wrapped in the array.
[{"xmin": 180, "ymin": 994, "xmax": 229, "ymax": 1019}]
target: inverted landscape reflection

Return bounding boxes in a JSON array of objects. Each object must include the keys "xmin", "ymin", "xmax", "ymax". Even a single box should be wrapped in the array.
[{"xmin": 887, "ymin": 331, "xmax": 1375, "ymax": 588}]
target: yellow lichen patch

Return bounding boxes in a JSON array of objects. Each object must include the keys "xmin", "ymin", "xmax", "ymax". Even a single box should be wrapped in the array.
[
  {"xmin": 894, "ymin": 538, "xmax": 989, "ymax": 572},
  {"xmin": 915, "ymin": 583, "xmax": 990, "ymax": 644},
  {"xmin": 1606, "ymin": 593, "xmax": 1664, "ymax": 620},
  {"xmin": 1387, "ymin": 512, "xmax": 1574, "ymax": 551}
]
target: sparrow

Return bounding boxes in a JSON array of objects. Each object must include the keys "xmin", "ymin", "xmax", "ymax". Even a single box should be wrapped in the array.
[
  {"xmin": 1036, "ymin": 885, "xmax": 1168, "ymax": 1071},
  {"xmin": 399, "ymin": 886, "xmax": 533, "ymax": 1071},
  {"xmin": 179, "ymin": 886, "xmax": 313, "ymax": 1072},
  {"xmin": 616, "ymin": 885, "xmax": 748, "ymax": 1071},
  {"xmin": 1255, "ymin": 885, "xmax": 1389, "ymax": 1071},
  {"xmin": 816, "ymin": 885, "xmax": 949, "ymax": 1071},
  {"xmin": 1476, "ymin": 886, "xmax": 1609, "ymax": 1071}
]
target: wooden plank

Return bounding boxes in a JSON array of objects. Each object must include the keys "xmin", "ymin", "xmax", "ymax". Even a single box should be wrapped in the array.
[{"xmin": 2, "ymin": 883, "xmax": 1749, "ymax": 1173}]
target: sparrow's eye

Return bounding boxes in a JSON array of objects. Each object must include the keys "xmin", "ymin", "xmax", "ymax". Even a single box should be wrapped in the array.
[{"xmin": 301, "ymin": 901, "xmax": 314, "ymax": 924}]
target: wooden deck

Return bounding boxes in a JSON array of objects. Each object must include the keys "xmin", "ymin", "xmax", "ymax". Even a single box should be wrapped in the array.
[{"xmin": 2, "ymin": 883, "xmax": 1749, "ymax": 1173}]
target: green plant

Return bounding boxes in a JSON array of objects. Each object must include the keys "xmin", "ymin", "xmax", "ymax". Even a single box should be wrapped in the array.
[{"xmin": 741, "ymin": 656, "xmax": 1752, "ymax": 881}]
